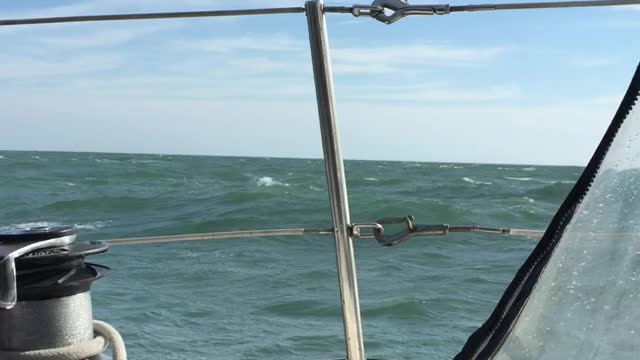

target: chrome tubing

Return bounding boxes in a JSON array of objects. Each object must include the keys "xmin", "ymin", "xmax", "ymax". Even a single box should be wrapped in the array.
[
  {"xmin": 305, "ymin": 2, "xmax": 366, "ymax": 359},
  {"xmin": 102, "ymin": 228, "xmax": 333, "ymax": 246},
  {"xmin": 0, "ymin": 7, "xmax": 305, "ymax": 26}
]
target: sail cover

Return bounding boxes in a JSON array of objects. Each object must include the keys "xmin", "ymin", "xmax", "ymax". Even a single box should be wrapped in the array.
[{"xmin": 456, "ymin": 63, "xmax": 640, "ymax": 360}]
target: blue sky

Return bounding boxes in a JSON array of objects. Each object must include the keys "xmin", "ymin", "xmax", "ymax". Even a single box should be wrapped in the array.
[{"xmin": 1, "ymin": 0, "xmax": 639, "ymax": 165}]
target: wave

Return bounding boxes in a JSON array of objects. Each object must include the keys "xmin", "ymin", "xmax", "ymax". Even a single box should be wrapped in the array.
[
  {"xmin": 505, "ymin": 176, "xmax": 534, "ymax": 181},
  {"xmin": 0, "ymin": 155, "xmax": 5, "ymax": 159},
  {"xmin": 462, "ymin": 177, "xmax": 493, "ymax": 185},
  {"xmin": 75, "ymin": 220, "xmax": 111, "ymax": 231},
  {"xmin": 0, "ymin": 221, "xmax": 55, "ymax": 231},
  {"xmin": 130, "ymin": 160, "xmax": 164, "ymax": 164},
  {"xmin": 0, "ymin": 221, "xmax": 108, "ymax": 232},
  {"xmin": 505, "ymin": 176, "xmax": 575, "ymax": 185},
  {"xmin": 42, "ymin": 196, "xmax": 155, "ymax": 211},
  {"xmin": 255, "ymin": 176, "xmax": 289, "ymax": 187},
  {"xmin": 57, "ymin": 181, "xmax": 76, "ymax": 186},
  {"xmin": 525, "ymin": 182, "xmax": 573, "ymax": 201}
]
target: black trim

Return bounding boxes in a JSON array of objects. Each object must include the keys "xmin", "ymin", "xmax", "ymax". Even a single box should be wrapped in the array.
[{"xmin": 454, "ymin": 62, "xmax": 640, "ymax": 360}]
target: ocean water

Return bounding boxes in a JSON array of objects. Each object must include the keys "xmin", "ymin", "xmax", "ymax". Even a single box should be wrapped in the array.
[{"xmin": 0, "ymin": 151, "xmax": 582, "ymax": 359}]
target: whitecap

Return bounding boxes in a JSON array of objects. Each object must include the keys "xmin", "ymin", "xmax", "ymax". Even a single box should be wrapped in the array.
[
  {"xmin": 364, "ymin": 178, "xmax": 378, "ymax": 181},
  {"xmin": 255, "ymin": 176, "xmax": 289, "ymax": 187},
  {"xmin": 505, "ymin": 176, "xmax": 568, "ymax": 184},
  {"xmin": 505, "ymin": 177, "xmax": 534, "ymax": 181},
  {"xmin": 75, "ymin": 221, "xmax": 111, "ymax": 231},
  {"xmin": 524, "ymin": 197, "xmax": 536, "ymax": 203},
  {"xmin": 309, "ymin": 185, "xmax": 322, "ymax": 191},
  {"xmin": 453, "ymin": 166, "xmax": 464, "ymax": 169},
  {"xmin": 0, "ymin": 155, "xmax": 5, "ymax": 159},
  {"xmin": 131, "ymin": 159, "xmax": 162, "ymax": 164},
  {"xmin": 32, "ymin": 155, "xmax": 44, "ymax": 160},
  {"xmin": 521, "ymin": 167, "xmax": 537, "ymax": 171},
  {"xmin": 439, "ymin": 165, "xmax": 452, "ymax": 168},
  {"xmin": 0, "ymin": 222, "xmax": 55, "ymax": 231},
  {"xmin": 462, "ymin": 177, "xmax": 493, "ymax": 185},
  {"xmin": 0, "ymin": 221, "xmax": 110, "ymax": 232}
]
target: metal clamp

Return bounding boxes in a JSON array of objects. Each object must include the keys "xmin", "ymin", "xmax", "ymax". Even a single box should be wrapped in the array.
[
  {"xmin": 350, "ymin": 223, "xmax": 384, "ymax": 239},
  {"xmin": 369, "ymin": 0, "xmax": 450, "ymax": 24},
  {"xmin": 373, "ymin": 216, "xmax": 449, "ymax": 246},
  {"xmin": 368, "ymin": 215, "xmax": 545, "ymax": 247}
]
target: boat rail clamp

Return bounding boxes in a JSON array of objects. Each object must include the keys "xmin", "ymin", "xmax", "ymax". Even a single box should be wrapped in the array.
[
  {"xmin": 350, "ymin": 223, "xmax": 385, "ymax": 239},
  {"xmin": 369, "ymin": 0, "xmax": 450, "ymax": 23}
]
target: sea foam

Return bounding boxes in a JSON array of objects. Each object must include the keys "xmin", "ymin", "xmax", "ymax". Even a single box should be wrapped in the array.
[
  {"xmin": 255, "ymin": 176, "xmax": 289, "ymax": 187},
  {"xmin": 463, "ymin": 177, "xmax": 492, "ymax": 185}
]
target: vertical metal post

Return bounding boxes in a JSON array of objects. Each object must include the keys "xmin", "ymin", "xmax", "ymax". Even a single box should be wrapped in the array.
[{"xmin": 305, "ymin": 1, "xmax": 366, "ymax": 359}]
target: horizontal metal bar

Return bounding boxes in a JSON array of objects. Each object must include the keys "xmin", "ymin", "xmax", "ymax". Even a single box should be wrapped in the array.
[
  {"xmin": 508, "ymin": 228, "xmax": 546, "ymax": 238},
  {"xmin": 1, "ymin": 0, "xmax": 636, "ymax": 27},
  {"xmin": 101, "ymin": 228, "xmax": 333, "ymax": 246},
  {"xmin": 450, "ymin": 0, "xmax": 640, "ymax": 12},
  {"xmin": 324, "ymin": 6, "xmax": 357, "ymax": 13},
  {"xmin": 448, "ymin": 226, "xmax": 545, "ymax": 238},
  {"xmin": 0, "ymin": 7, "xmax": 305, "ymax": 26}
]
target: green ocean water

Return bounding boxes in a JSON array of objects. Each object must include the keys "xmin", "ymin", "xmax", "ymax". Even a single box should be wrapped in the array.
[{"xmin": 0, "ymin": 151, "xmax": 583, "ymax": 359}]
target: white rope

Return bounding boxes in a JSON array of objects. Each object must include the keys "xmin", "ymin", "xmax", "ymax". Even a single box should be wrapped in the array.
[{"xmin": 0, "ymin": 320, "xmax": 127, "ymax": 360}]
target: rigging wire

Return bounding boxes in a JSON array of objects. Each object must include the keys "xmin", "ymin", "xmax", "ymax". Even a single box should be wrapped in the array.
[{"xmin": 1, "ymin": 0, "xmax": 640, "ymax": 26}]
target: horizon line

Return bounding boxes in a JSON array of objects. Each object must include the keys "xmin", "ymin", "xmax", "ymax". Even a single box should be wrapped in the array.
[{"xmin": 0, "ymin": 148, "xmax": 586, "ymax": 168}]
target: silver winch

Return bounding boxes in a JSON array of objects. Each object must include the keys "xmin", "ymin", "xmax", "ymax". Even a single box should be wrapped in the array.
[{"xmin": 0, "ymin": 225, "xmax": 116, "ymax": 359}]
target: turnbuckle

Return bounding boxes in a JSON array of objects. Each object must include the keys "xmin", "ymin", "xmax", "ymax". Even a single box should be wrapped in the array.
[
  {"xmin": 354, "ymin": 216, "xmax": 543, "ymax": 247},
  {"xmin": 350, "ymin": 0, "xmax": 450, "ymax": 24},
  {"xmin": 373, "ymin": 216, "xmax": 449, "ymax": 246}
]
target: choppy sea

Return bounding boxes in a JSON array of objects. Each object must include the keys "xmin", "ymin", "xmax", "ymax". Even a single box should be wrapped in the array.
[{"xmin": 0, "ymin": 151, "xmax": 582, "ymax": 359}]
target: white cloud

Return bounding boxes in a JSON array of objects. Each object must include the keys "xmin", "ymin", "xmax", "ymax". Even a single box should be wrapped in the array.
[
  {"xmin": 569, "ymin": 57, "xmax": 616, "ymax": 68},
  {"xmin": 40, "ymin": 24, "xmax": 176, "ymax": 48},
  {"xmin": 180, "ymin": 34, "xmax": 306, "ymax": 53},
  {"xmin": 0, "ymin": 89, "xmax": 614, "ymax": 165},
  {"xmin": 331, "ymin": 44, "xmax": 504, "ymax": 73},
  {"xmin": 586, "ymin": 95, "xmax": 624, "ymax": 107},
  {"xmin": 343, "ymin": 85, "xmax": 522, "ymax": 103},
  {"xmin": 613, "ymin": 4, "xmax": 640, "ymax": 12},
  {"xmin": 0, "ymin": 53, "xmax": 124, "ymax": 79}
]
